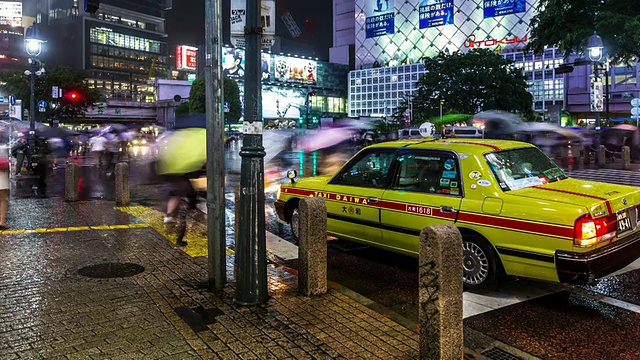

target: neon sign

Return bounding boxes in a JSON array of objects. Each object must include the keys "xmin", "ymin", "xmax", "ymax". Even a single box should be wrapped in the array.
[{"xmin": 464, "ymin": 34, "xmax": 529, "ymax": 49}]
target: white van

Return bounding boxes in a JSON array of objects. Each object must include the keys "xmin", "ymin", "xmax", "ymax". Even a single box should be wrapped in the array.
[
  {"xmin": 397, "ymin": 128, "xmax": 422, "ymax": 139},
  {"xmin": 444, "ymin": 126, "xmax": 484, "ymax": 138}
]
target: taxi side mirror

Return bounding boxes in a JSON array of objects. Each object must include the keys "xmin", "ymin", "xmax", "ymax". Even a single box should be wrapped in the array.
[{"xmin": 286, "ymin": 170, "xmax": 297, "ymax": 184}]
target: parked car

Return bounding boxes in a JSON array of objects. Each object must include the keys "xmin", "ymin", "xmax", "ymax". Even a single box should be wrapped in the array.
[
  {"xmin": 444, "ymin": 126, "xmax": 484, "ymax": 138},
  {"xmin": 274, "ymin": 138, "xmax": 640, "ymax": 292}
]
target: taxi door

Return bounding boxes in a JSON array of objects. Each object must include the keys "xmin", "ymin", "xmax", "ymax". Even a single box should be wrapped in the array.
[
  {"xmin": 323, "ymin": 149, "xmax": 397, "ymax": 244},
  {"xmin": 380, "ymin": 150, "xmax": 463, "ymax": 255}
]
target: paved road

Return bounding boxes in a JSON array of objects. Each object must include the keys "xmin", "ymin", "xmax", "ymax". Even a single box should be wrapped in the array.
[{"xmin": 567, "ymin": 168, "xmax": 640, "ymax": 187}]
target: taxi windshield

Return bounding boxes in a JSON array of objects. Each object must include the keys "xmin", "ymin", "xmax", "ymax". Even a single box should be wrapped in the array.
[{"xmin": 484, "ymin": 147, "xmax": 567, "ymax": 191}]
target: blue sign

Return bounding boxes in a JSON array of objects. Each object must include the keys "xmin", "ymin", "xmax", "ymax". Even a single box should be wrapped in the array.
[
  {"xmin": 483, "ymin": 0, "xmax": 526, "ymax": 18},
  {"xmin": 419, "ymin": 0, "xmax": 454, "ymax": 29},
  {"xmin": 38, "ymin": 100, "xmax": 47, "ymax": 108},
  {"xmin": 364, "ymin": 0, "xmax": 395, "ymax": 38},
  {"xmin": 0, "ymin": 96, "xmax": 4, "ymax": 104},
  {"xmin": 224, "ymin": 102, "xmax": 230, "ymax": 109},
  {"xmin": 9, "ymin": 95, "xmax": 15, "ymax": 106}
]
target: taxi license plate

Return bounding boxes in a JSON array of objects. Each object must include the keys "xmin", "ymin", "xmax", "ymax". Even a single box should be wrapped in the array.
[{"xmin": 617, "ymin": 208, "xmax": 634, "ymax": 234}]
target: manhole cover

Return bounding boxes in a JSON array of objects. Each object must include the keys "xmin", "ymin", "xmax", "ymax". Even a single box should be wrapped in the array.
[
  {"xmin": 481, "ymin": 347, "xmax": 522, "ymax": 360},
  {"xmin": 78, "ymin": 263, "xmax": 145, "ymax": 278}
]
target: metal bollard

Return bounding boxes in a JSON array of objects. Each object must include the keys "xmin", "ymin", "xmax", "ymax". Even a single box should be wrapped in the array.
[
  {"xmin": 298, "ymin": 197, "xmax": 327, "ymax": 296},
  {"xmin": 419, "ymin": 224, "xmax": 463, "ymax": 360},
  {"xmin": 583, "ymin": 145, "xmax": 591, "ymax": 167},
  {"xmin": 65, "ymin": 163, "xmax": 79, "ymax": 202},
  {"xmin": 115, "ymin": 162, "xmax": 130, "ymax": 206},
  {"xmin": 598, "ymin": 145, "xmax": 606, "ymax": 168},
  {"xmin": 622, "ymin": 146, "xmax": 631, "ymax": 170}
]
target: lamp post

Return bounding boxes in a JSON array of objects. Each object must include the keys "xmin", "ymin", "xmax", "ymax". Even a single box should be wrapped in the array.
[
  {"xmin": 587, "ymin": 31, "xmax": 604, "ymax": 168},
  {"xmin": 24, "ymin": 24, "xmax": 44, "ymax": 149},
  {"xmin": 439, "ymin": 99, "xmax": 444, "ymax": 121}
]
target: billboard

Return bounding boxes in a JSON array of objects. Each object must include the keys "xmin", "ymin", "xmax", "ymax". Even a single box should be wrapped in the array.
[
  {"xmin": 222, "ymin": 47, "xmax": 272, "ymax": 82},
  {"xmin": 419, "ymin": 0, "xmax": 454, "ymax": 29},
  {"xmin": 483, "ymin": 0, "xmax": 526, "ymax": 18},
  {"xmin": 364, "ymin": 0, "xmax": 395, "ymax": 38},
  {"xmin": 273, "ymin": 56, "xmax": 317, "ymax": 84},
  {"xmin": 176, "ymin": 45, "xmax": 197, "ymax": 70},
  {"xmin": 0, "ymin": 1, "xmax": 22, "ymax": 26},
  {"xmin": 230, "ymin": 0, "xmax": 276, "ymax": 48}
]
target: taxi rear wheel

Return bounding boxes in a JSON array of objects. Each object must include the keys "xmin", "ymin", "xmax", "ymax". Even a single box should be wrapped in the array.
[
  {"xmin": 462, "ymin": 236, "xmax": 499, "ymax": 292},
  {"xmin": 289, "ymin": 204, "xmax": 300, "ymax": 242}
]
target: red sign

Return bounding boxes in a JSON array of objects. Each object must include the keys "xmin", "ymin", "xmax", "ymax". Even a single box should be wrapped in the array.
[
  {"xmin": 464, "ymin": 34, "xmax": 528, "ymax": 49},
  {"xmin": 176, "ymin": 45, "xmax": 197, "ymax": 70}
]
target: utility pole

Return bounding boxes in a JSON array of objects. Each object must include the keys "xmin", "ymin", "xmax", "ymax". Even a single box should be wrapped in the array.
[
  {"xmin": 204, "ymin": 0, "xmax": 226, "ymax": 289},
  {"xmin": 235, "ymin": 0, "xmax": 268, "ymax": 305}
]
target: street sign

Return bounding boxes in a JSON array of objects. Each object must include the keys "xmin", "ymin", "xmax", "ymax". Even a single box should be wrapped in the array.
[
  {"xmin": 631, "ymin": 98, "xmax": 640, "ymax": 107},
  {"xmin": 37, "ymin": 100, "xmax": 47, "ymax": 109},
  {"xmin": 9, "ymin": 95, "xmax": 15, "ymax": 106},
  {"xmin": 632, "ymin": 107, "xmax": 640, "ymax": 116}
]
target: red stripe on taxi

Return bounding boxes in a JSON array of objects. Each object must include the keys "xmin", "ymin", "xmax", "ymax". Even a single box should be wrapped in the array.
[
  {"xmin": 448, "ymin": 141, "xmax": 500, "ymax": 151},
  {"xmin": 283, "ymin": 187, "xmax": 572, "ymax": 238},
  {"xmin": 533, "ymin": 186, "xmax": 614, "ymax": 215}
]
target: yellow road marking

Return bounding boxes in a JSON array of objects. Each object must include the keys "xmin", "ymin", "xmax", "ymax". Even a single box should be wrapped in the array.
[
  {"xmin": 115, "ymin": 205, "xmax": 234, "ymax": 257},
  {"xmin": 0, "ymin": 224, "xmax": 149, "ymax": 235}
]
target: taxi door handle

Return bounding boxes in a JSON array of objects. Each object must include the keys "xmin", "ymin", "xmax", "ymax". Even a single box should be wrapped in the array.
[
  {"xmin": 367, "ymin": 197, "xmax": 379, "ymax": 204},
  {"xmin": 440, "ymin": 206, "xmax": 455, "ymax": 214}
]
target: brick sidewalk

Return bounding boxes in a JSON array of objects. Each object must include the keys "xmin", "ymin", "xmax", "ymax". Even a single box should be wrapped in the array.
[{"xmin": 0, "ymin": 199, "xmax": 430, "ymax": 359}]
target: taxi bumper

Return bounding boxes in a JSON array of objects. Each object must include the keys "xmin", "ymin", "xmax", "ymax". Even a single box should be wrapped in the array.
[
  {"xmin": 555, "ymin": 230, "xmax": 640, "ymax": 284},
  {"xmin": 274, "ymin": 199, "xmax": 286, "ymax": 222}
]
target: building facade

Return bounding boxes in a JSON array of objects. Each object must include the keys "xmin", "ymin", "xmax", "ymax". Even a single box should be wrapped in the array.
[
  {"xmin": 0, "ymin": 1, "xmax": 25, "ymax": 75},
  {"xmin": 35, "ymin": 0, "xmax": 172, "ymax": 103}
]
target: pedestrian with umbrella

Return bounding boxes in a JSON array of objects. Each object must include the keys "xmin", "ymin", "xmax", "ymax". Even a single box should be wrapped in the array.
[{"xmin": 156, "ymin": 124, "xmax": 206, "ymax": 246}]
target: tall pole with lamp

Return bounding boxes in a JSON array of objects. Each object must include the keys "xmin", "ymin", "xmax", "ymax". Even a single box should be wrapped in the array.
[
  {"xmin": 24, "ymin": 24, "xmax": 45, "ymax": 149},
  {"xmin": 587, "ymin": 31, "xmax": 604, "ymax": 168}
]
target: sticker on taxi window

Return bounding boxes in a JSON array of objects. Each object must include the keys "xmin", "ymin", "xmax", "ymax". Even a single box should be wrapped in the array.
[
  {"xmin": 451, "ymin": 181, "xmax": 458, "ymax": 187},
  {"xmin": 444, "ymin": 159, "xmax": 456, "ymax": 171},
  {"xmin": 469, "ymin": 171, "xmax": 482, "ymax": 180},
  {"xmin": 442, "ymin": 170, "xmax": 457, "ymax": 179},
  {"xmin": 477, "ymin": 180, "xmax": 491, "ymax": 186},
  {"xmin": 440, "ymin": 178, "xmax": 450, "ymax": 186},
  {"xmin": 450, "ymin": 188, "xmax": 460, "ymax": 195}
]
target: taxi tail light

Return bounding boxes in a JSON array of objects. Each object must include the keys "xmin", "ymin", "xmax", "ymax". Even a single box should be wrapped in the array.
[{"xmin": 573, "ymin": 213, "xmax": 616, "ymax": 248}]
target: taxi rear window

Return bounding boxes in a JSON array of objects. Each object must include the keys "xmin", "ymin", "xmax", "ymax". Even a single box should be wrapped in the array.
[{"xmin": 484, "ymin": 147, "xmax": 567, "ymax": 191}]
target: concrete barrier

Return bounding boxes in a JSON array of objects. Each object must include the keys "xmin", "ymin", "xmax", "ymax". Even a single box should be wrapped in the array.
[
  {"xmin": 64, "ymin": 163, "xmax": 79, "ymax": 202},
  {"xmin": 298, "ymin": 197, "xmax": 327, "ymax": 296},
  {"xmin": 622, "ymin": 146, "xmax": 631, "ymax": 170},
  {"xmin": 599, "ymin": 145, "xmax": 606, "ymax": 168},
  {"xmin": 115, "ymin": 162, "xmax": 130, "ymax": 206},
  {"xmin": 419, "ymin": 224, "xmax": 463, "ymax": 360}
]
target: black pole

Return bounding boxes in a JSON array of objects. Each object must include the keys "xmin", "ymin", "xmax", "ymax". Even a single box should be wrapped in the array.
[
  {"xmin": 235, "ymin": 0, "xmax": 268, "ymax": 305},
  {"xmin": 605, "ymin": 63, "xmax": 610, "ymax": 127},
  {"xmin": 594, "ymin": 62, "xmax": 601, "ymax": 168},
  {"xmin": 204, "ymin": 0, "xmax": 226, "ymax": 289},
  {"xmin": 29, "ymin": 65, "xmax": 35, "ymax": 149}
]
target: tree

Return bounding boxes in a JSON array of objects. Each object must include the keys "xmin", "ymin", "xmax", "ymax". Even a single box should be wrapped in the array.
[
  {"xmin": 188, "ymin": 76, "xmax": 242, "ymax": 123},
  {"xmin": 0, "ymin": 66, "xmax": 100, "ymax": 121},
  {"xmin": 412, "ymin": 49, "xmax": 533, "ymax": 122},
  {"xmin": 527, "ymin": 0, "xmax": 640, "ymax": 63}
]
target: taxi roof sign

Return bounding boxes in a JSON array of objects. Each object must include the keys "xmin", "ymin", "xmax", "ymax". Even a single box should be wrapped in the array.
[{"xmin": 419, "ymin": 122, "xmax": 436, "ymax": 138}]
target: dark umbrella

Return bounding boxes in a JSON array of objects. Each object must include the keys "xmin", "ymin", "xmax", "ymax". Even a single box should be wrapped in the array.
[
  {"xmin": 174, "ymin": 113, "xmax": 206, "ymax": 129},
  {"xmin": 34, "ymin": 126, "xmax": 80, "ymax": 139}
]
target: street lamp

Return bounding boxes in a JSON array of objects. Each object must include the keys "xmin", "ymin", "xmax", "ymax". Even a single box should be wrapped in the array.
[
  {"xmin": 439, "ymin": 99, "xmax": 444, "ymax": 121},
  {"xmin": 24, "ymin": 24, "xmax": 45, "ymax": 148},
  {"xmin": 587, "ymin": 31, "xmax": 604, "ymax": 168}
]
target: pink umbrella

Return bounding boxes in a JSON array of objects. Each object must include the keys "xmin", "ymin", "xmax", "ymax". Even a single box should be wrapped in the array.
[
  {"xmin": 296, "ymin": 127, "xmax": 356, "ymax": 151},
  {"xmin": 614, "ymin": 124, "xmax": 638, "ymax": 131}
]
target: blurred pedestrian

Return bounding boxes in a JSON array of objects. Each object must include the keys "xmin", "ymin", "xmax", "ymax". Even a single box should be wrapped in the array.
[
  {"xmin": 0, "ymin": 132, "xmax": 10, "ymax": 229},
  {"xmin": 11, "ymin": 135, "xmax": 30, "ymax": 176},
  {"xmin": 34, "ymin": 138, "xmax": 52, "ymax": 197},
  {"xmin": 89, "ymin": 134, "xmax": 107, "ymax": 171}
]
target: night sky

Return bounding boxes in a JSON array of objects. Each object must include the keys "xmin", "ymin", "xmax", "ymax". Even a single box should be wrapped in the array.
[{"xmin": 165, "ymin": 0, "xmax": 333, "ymax": 61}]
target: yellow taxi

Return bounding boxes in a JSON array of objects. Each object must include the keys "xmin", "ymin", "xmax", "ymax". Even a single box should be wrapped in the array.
[{"xmin": 274, "ymin": 138, "xmax": 640, "ymax": 292}]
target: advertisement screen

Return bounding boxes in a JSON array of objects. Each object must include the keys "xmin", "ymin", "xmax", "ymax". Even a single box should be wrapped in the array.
[
  {"xmin": 0, "ymin": 1, "xmax": 22, "ymax": 26},
  {"xmin": 419, "ymin": 0, "xmax": 454, "ymax": 29},
  {"xmin": 273, "ymin": 56, "xmax": 317, "ymax": 84},
  {"xmin": 222, "ymin": 47, "xmax": 272, "ymax": 82},
  {"xmin": 176, "ymin": 45, "xmax": 197, "ymax": 70},
  {"xmin": 483, "ymin": 0, "xmax": 526, "ymax": 18},
  {"xmin": 364, "ymin": 0, "xmax": 395, "ymax": 38}
]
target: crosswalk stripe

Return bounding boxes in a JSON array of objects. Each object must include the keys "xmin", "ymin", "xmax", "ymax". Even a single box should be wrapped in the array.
[{"xmin": 567, "ymin": 169, "xmax": 640, "ymax": 187}]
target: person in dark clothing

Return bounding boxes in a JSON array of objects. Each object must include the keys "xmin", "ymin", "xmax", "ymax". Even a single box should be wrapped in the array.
[
  {"xmin": 33, "ymin": 138, "xmax": 52, "ymax": 197},
  {"xmin": 11, "ymin": 136, "xmax": 31, "ymax": 176}
]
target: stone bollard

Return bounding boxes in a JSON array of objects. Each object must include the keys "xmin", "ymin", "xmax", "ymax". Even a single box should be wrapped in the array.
[
  {"xmin": 115, "ymin": 162, "xmax": 130, "ymax": 206},
  {"xmin": 598, "ymin": 145, "xmax": 606, "ymax": 168},
  {"xmin": 419, "ymin": 224, "xmax": 463, "ymax": 360},
  {"xmin": 622, "ymin": 146, "xmax": 631, "ymax": 170},
  {"xmin": 65, "ymin": 163, "xmax": 79, "ymax": 202},
  {"xmin": 583, "ymin": 144, "xmax": 591, "ymax": 167},
  {"xmin": 298, "ymin": 197, "xmax": 327, "ymax": 296}
]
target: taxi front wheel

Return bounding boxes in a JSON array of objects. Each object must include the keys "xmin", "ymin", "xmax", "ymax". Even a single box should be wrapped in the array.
[
  {"xmin": 462, "ymin": 236, "xmax": 499, "ymax": 293},
  {"xmin": 289, "ymin": 204, "xmax": 300, "ymax": 242}
]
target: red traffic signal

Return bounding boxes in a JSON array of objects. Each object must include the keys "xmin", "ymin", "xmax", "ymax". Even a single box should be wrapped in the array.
[
  {"xmin": 66, "ymin": 90, "xmax": 81, "ymax": 101},
  {"xmin": 309, "ymin": 91, "xmax": 316, "ymax": 96}
]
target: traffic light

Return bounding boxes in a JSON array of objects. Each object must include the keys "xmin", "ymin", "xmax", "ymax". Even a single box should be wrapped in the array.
[
  {"xmin": 309, "ymin": 91, "xmax": 315, "ymax": 96},
  {"xmin": 66, "ymin": 90, "xmax": 81, "ymax": 102}
]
